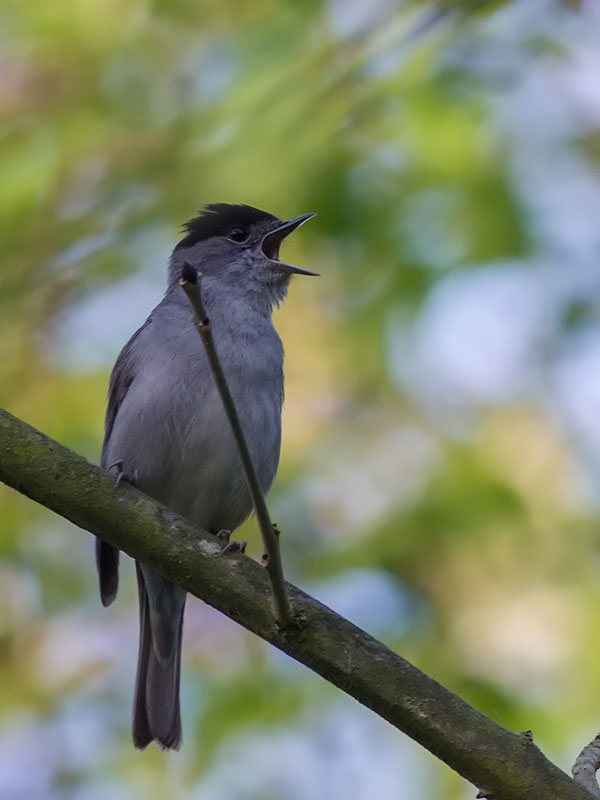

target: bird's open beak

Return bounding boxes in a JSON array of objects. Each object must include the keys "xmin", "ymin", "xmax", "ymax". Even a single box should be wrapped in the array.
[{"xmin": 261, "ymin": 212, "xmax": 319, "ymax": 276}]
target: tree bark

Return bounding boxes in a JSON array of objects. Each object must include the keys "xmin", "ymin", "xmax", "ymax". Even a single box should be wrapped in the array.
[{"xmin": 0, "ymin": 407, "xmax": 593, "ymax": 800}]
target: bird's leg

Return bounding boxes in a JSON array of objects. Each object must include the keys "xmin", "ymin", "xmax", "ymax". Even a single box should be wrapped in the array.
[
  {"xmin": 211, "ymin": 528, "xmax": 247, "ymax": 555},
  {"xmin": 214, "ymin": 528, "xmax": 232, "ymax": 544},
  {"xmin": 107, "ymin": 460, "xmax": 138, "ymax": 487}
]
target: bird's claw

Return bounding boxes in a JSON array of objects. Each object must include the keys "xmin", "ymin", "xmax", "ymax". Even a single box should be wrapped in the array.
[
  {"xmin": 214, "ymin": 528, "xmax": 232, "ymax": 544},
  {"xmin": 210, "ymin": 529, "xmax": 245, "ymax": 555},
  {"xmin": 220, "ymin": 540, "xmax": 247, "ymax": 556},
  {"xmin": 108, "ymin": 460, "xmax": 138, "ymax": 487}
]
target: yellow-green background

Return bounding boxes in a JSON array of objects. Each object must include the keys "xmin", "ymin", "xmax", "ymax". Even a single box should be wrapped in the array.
[{"xmin": 2, "ymin": 1, "xmax": 600, "ymax": 798}]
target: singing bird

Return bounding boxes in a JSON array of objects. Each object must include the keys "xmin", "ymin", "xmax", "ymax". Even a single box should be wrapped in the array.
[{"xmin": 97, "ymin": 204, "xmax": 316, "ymax": 749}]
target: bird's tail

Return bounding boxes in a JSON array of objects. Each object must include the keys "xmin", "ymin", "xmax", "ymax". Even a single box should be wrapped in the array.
[{"xmin": 132, "ymin": 563, "xmax": 186, "ymax": 750}]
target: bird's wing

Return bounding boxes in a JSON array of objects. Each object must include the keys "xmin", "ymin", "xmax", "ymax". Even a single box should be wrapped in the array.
[
  {"xmin": 97, "ymin": 315, "xmax": 152, "ymax": 607},
  {"xmin": 101, "ymin": 316, "xmax": 152, "ymax": 465}
]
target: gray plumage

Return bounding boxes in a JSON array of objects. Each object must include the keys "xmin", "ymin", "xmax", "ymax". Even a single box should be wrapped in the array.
[{"xmin": 97, "ymin": 203, "xmax": 315, "ymax": 750}]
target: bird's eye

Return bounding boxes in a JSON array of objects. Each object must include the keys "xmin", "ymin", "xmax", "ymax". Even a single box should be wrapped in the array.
[{"xmin": 228, "ymin": 226, "xmax": 250, "ymax": 243}]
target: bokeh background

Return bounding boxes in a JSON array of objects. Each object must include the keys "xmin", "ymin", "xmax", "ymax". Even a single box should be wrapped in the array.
[{"xmin": 2, "ymin": 0, "xmax": 600, "ymax": 797}]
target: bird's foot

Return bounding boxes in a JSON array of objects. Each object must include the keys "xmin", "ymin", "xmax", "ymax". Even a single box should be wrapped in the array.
[
  {"xmin": 211, "ymin": 529, "xmax": 246, "ymax": 555},
  {"xmin": 221, "ymin": 540, "xmax": 247, "ymax": 555},
  {"xmin": 108, "ymin": 460, "xmax": 138, "ymax": 487},
  {"xmin": 214, "ymin": 528, "xmax": 232, "ymax": 544}
]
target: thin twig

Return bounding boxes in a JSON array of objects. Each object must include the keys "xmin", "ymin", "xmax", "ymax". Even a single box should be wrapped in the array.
[
  {"xmin": 179, "ymin": 262, "xmax": 292, "ymax": 626},
  {"xmin": 573, "ymin": 734, "xmax": 600, "ymax": 797}
]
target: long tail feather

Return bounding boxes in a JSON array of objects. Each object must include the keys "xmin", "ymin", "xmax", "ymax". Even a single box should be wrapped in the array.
[{"xmin": 132, "ymin": 563, "xmax": 185, "ymax": 750}]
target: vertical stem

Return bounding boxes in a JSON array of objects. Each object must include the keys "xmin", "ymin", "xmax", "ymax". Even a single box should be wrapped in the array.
[{"xmin": 179, "ymin": 263, "xmax": 292, "ymax": 626}]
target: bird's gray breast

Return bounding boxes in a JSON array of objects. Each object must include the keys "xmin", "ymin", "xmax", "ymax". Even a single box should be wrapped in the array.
[{"xmin": 104, "ymin": 298, "xmax": 284, "ymax": 533}]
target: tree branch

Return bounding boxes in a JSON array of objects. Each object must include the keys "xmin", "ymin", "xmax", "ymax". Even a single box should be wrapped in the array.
[
  {"xmin": 0, "ymin": 406, "xmax": 594, "ymax": 800},
  {"xmin": 573, "ymin": 735, "xmax": 600, "ymax": 797},
  {"xmin": 179, "ymin": 263, "xmax": 291, "ymax": 625}
]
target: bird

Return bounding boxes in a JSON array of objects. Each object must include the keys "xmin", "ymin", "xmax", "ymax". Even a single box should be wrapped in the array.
[{"xmin": 96, "ymin": 203, "xmax": 316, "ymax": 750}]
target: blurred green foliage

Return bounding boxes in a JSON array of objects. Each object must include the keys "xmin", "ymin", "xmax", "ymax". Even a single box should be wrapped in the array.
[{"xmin": 2, "ymin": 1, "xmax": 600, "ymax": 798}]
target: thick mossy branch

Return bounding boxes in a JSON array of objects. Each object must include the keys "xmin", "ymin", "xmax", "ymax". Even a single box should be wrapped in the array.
[{"xmin": 0, "ymin": 407, "xmax": 593, "ymax": 800}]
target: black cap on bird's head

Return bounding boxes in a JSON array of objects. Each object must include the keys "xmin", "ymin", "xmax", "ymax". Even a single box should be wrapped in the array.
[
  {"xmin": 176, "ymin": 204, "xmax": 278, "ymax": 249},
  {"xmin": 170, "ymin": 204, "xmax": 317, "ymax": 290}
]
